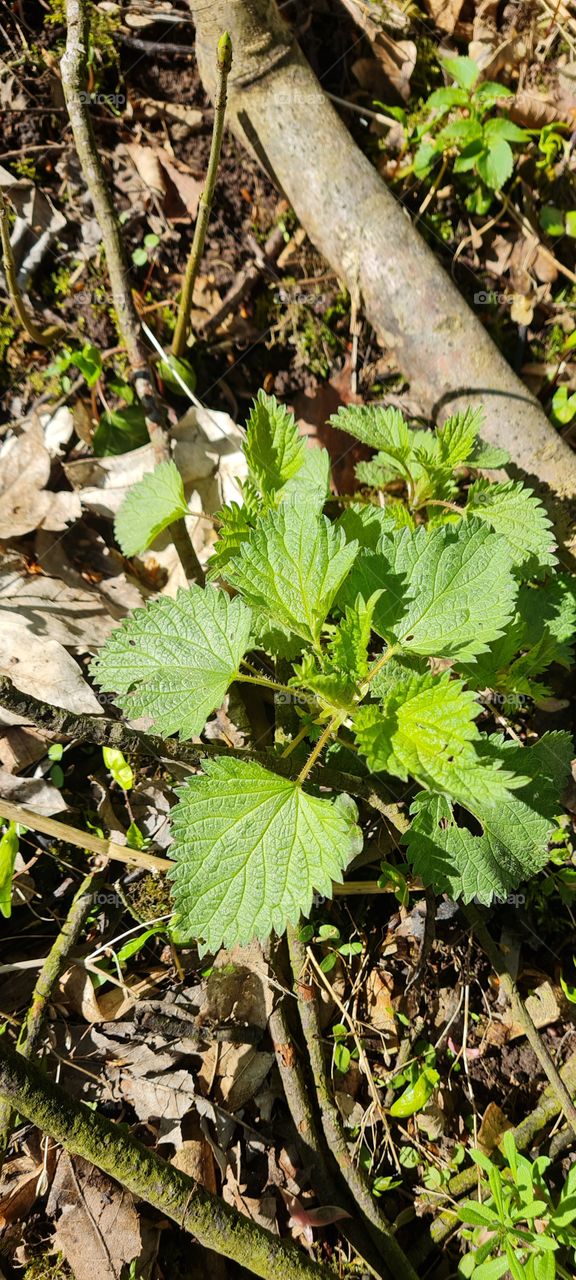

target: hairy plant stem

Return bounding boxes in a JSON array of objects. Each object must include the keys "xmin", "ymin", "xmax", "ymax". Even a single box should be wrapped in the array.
[
  {"xmin": 287, "ymin": 926, "xmax": 419, "ymax": 1280},
  {"xmin": 0, "ymin": 868, "xmax": 105, "ymax": 1170},
  {"xmin": 61, "ymin": 0, "xmax": 168, "ymax": 461},
  {"xmin": 0, "ymin": 1041, "xmax": 335, "ymax": 1280},
  {"xmin": 0, "ymin": 192, "xmax": 63, "ymax": 345},
  {"xmin": 172, "ymin": 32, "xmax": 232, "ymax": 357},
  {"xmin": 297, "ymin": 713, "xmax": 345, "ymax": 784}
]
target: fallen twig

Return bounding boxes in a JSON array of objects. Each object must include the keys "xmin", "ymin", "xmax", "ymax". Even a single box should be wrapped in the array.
[
  {"xmin": 61, "ymin": 0, "xmax": 169, "ymax": 461},
  {"xmin": 465, "ymin": 904, "xmax": 576, "ymax": 1136},
  {"xmin": 0, "ymin": 191, "xmax": 63, "ymax": 346},
  {"xmin": 287, "ymin": 926, "xmax": 419, "ymax": 1280},
  {"xmin": 265, "ymin": 939, "xmax": 390, "ymax": 1280},
  {"xmin": 172, "ymin": 32, "xmax": 232, "ymax": 357},
  {"xmin": 0, "ymin": 1041, "xmax": 336, "ymax": 1280},
  {"xmin": 0, "ymin": 867, "xmax": 106, "ymax": 1169}
]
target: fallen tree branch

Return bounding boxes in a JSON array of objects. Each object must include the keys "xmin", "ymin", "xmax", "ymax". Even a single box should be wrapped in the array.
[
  {"xmin": 287, "ymin": 926, "xmax": 419, "ymax": 1280},
  {"xmin": 0, "ymin": 676, "xmax": 406, "ymax": 829},
  {"xmin": 61, "ymin": 0, "xmax": 169, "ymax": 461},
  {"xmin": 0, "ymin": 1040, "xmax": 336, "ymax": 1280},
  {"xmin": 0, "ymin": 868, "xmax": 105, "ymax": 1169},
  {"xmin": 188, "ymin": 0, "xmax": 576, "ymax": 548}
]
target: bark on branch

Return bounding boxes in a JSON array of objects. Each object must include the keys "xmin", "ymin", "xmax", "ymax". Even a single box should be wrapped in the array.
[
  {"xmin": 0, "ymin": 1041, "xmax": 335, "ymax": 1280},
  {"xmin": 61, "ymin": 0, "xmax": 169, "ymax": 461},
  {"xmin": 188, "ymin": 0, "xmax": 576, "ymax": 548}
]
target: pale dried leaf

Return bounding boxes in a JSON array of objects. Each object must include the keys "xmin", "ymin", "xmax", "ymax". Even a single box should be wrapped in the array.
[
  {"xmin": 0, "ymin": 768, "xmax": 66, "ymax": 815},
  {"xmin": 0, "ymin": 621, "xmax": 102, "ymax": 714},
  {"xmin": 47, "ymin": 1155, "xmax": 158, "ymax": 1280}
]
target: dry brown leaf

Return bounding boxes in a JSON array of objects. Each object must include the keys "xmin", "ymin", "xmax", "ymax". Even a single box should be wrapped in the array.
[
  {"xmin": 0, "ymin": 621, "xmax": 103, "ymax": 715},
  {"xmin": 58, "ymin": 964, "xmax": 161, "ymax": 1023},
  {"xmin": 365, "ymin": 969, "xmax": 397, "ymax": 1038},
  {"xmin": 508, "ymin": 981, "xmax": 562, "ymax": 1038},
  {"xmin": 477, "ymin": 1101, "xmax": 512, "ymax": 1154},
  {"xmin": 0, "ymin": 1148, "xmax": 56, "ymax": 1227},
  {"xmin": 0, "ymin": 424, "xmax": 80, "ymax": 539},
  {"xmin": 424, "ymin": 0, "xmax": 464, "ymax": 34},
  {"xmin": 136, "ymin": 97, "xmax": 203, "ymax": 132},
  {"xmin": 46, "ymin": 1154, "xmax": 158, "ymax": 1280},
  {"xmin": 125, "ymin": 141, "xmax": 166, "ymax": 198},
  {"xmin": 510, "ymin": 90, "xmax": 563, "ymax": 129},
  {"xmin": 125, "ymin": 142, "xmax": 202, "ymax": 219},
  {"xmin": 0, "ymin": 767, "xmax": 66, "ymax": 815}
]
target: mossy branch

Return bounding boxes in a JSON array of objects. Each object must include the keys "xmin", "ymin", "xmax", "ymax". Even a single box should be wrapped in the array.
[
  {"xmin": 172, "ymin": 32, "xmax": 232, "ymax": 358},
  {"xmin": 0, "ymin": 868, "xmax": 105, "ymax": 1170},
  {"xmin": 0, "ymin": 676, "xmax": 406, "ymax": 829},
  {"xmin": 0, "ymin": 1040, "xmax": 335, "ymax": 1280},
  {"xmin": 61, "ymin": 0, "xmax": 168, "ymax": 461}
]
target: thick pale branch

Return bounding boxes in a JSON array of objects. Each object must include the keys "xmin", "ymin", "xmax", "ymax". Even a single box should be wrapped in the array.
[
  {"xmin": 188, "ymin": 0, "xmax": 576, "ymax": 548},
  {"xmin": 0, "ymin": 869, "xmax": 105, "ymax": 1167}
]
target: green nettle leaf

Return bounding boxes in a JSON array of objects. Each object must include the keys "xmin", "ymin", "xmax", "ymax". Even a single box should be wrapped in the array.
[
  {"xmin": 354, "ymin": 672, "xmax": 481, "ymax": 791},
  {"xmin": 169, "ymin": 758, "xmax": 363, "ymax": 949},
  {"xmin": 328, "ymin": 591, "xmax": 382, "ymax": 681},
  {"xmin": 340, "ymin": 519, "xmax": 517, "ymax": 661},
  {"xmin": 404, "ymin": 733, "xmax": 572, "ymax": 903},
  {"xmin": 330, "ymin": 405, "xmax": 413, "ymax": 475},
  {"xmin": 279, "ymin": 445, "xmax": 330, "ymax": 507},
  {"xmin": 435, "ymin": 407, "xmax": 483, "ymax": 468},
  {"xmin": 207, "ymin": 501, "xmax": 253, "ymax": 579},
  {"xmin": 467, "ymin": 438, "xmax": 510, "ymax": 468},
  {"xmin": 458, "ymin": 575, "xmax": 576, "ymax": 702},
  {"xmin": 222, "ymin": 501, "xmax": 358, "ymax": 645},
  {"xmin": 465, "ymin": 478, "xmax": 556, "ymax": 572},
  {"xmin": 114, "ymin": 460, "xmax": 189, "ymax": 557},
  {"xmin": 91, "ymin": 586, "xmax": 252, "ymax": 739},
  {"xmin": 244, "ymin": 390, "xmax": 306, "ymax": 497}
]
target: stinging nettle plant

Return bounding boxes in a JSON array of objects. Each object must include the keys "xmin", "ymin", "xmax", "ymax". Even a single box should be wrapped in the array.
[{"xmin": 91, "ymin": 391, "xmax": 575, "ymax": 953}]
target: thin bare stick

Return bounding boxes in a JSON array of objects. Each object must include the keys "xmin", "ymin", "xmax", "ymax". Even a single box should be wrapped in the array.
[
  {"xmin": 0, "ymin": 191, "xmax": 63, "ymax": 346},
  {"xmin": 0, "ymin": 867, "xmax": 106, "ymax": 1168},
  {"xmin": 264, "ymin": 939, "xmax": 390, "ymax": 1280},
  {"xmin": 172, "ymin": 32, "xmax": 232, "ymax": 357},
  {"xmin": 287, "ymin": 926, "xmax": 419, "ymax": 1280},
  {"xmin": 0, "ymin": 799, "xmax": 171, "ymax": 873},
  {"xmin": 61, "ymin": 0, "xmax": 168, "ymax": 460},
  {"xmin": 465, "ymin": 904, "xmax": 576, "ymax": 1137}
]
